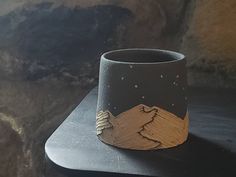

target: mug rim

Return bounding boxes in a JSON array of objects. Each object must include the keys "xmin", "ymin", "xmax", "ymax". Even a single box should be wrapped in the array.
[{"xmin": 101, "ymin": 48, "xmax": 185, "ymax": 65}]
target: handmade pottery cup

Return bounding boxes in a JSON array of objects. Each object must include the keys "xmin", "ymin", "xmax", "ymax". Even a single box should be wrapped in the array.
[{"xmin": 96, "ymin": 48, "xmax": 189, "ymax": 150}]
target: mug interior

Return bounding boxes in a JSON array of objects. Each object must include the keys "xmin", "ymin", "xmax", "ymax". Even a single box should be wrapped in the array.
[{"xmin": 103, "ymin": 49, "xmax": 184, "ymax": 63}]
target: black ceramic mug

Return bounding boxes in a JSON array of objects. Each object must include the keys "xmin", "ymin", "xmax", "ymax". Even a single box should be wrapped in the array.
[{"xmin": 96, "ymin": 48, "xmax": 189, "ymax": 150}]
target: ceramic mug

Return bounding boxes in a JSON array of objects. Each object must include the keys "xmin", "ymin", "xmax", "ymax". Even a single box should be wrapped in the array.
[{"xmin": 96, "ymin": 48, "xmax": 189, "ymax": 150}]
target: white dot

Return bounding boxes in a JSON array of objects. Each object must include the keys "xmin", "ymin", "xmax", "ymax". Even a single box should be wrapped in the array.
[
  {"xmin": 182, "ymin": 87, "xmax": 185, "ymax": 90},
  {"xmin": 108, "ymin": 103, "xmax": 111, "ymax": 106},
  {"xmin": 171, "ymin": 103, "xmax": 175, "ymax": 106},
  {"xmin": 141, "ymin": 96, "xmax": 145, "ymax": 99},
  {"xmin": 107, "ymin": 85, "xmax": 110, "ymax": 88},
  {"xmin": 160, "ymin": 74, "xmax": 164, "ymax": 78},
  {"xmin": 121, "ymin": 77, "xmax": 125, "ymax": 80},
  {"xmin": 176, "ymin": 75, "xmax": 180, "ymax": 78},
  {"xmin": 173, "ymin": 81, "xmax": 176, "ymax": 85},
  {"xmin": 113, "ymin": 106, "xmax": 117, "ymax": 110},
  {"xmin": 134, "ymin": 84, "xmax": 138, "ymax": 88},
  {"xmin": 129, "ymin": 65, "xmax": 133, "ymax": 69},
  {"xmin": 185, "ymin": 97, "xmax": 188, "ymax": 100}
]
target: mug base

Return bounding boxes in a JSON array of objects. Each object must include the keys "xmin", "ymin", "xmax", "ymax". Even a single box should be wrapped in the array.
[{"xmin": 96, "ymin": 104, "xmax": 189, "ymax": 150}]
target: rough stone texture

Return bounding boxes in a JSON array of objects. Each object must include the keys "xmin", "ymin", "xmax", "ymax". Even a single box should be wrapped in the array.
[
  {"xmin": 0, "ymin": 0, "xmax": 235, "ymax": 177},
  {"xmin": 181, "ymin": 0, "xmax": 236, "ymax": 88},
  {"xmin": 0, "ymin": 80, "xmax": 89, "ymax": 177},
  {"xmin": 0, "ymin": 119, "xmax": 24, "ymax": 177}
]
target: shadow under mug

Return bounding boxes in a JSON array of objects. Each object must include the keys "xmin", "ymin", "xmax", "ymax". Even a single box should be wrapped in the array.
[{"xmin": 96, "ymin": 48, "xmax": 189, "ymax": 150}]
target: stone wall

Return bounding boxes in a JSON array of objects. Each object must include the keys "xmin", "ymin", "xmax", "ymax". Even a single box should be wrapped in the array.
[
  {"xmin": 0, "ymin": 0, "xmax": 235, "ymax": 177},
  {"xmin": 182, "ymin": 0, "xmax": 236, "ymax": 88}
]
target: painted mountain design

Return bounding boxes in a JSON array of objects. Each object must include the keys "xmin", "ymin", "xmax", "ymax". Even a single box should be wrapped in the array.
[{"xmin": 96, "ymin": 104, "xmax": 189, "ymax": 150}]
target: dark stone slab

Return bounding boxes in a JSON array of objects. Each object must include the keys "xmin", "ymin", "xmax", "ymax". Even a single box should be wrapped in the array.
[{"xmin": 45, "ymin": 87, "xmax": 236, "ymax": 177}]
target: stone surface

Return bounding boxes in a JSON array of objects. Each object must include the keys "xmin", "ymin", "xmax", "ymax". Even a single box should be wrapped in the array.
[
  {"xmin": 0, "ymin": 0, "xmax": 235, "ymax": 177},
  {"xmin": 181, "ymin": 0, "xmax": 236, "ymax": 88},
  {"xmin": 0, "ymin": 79, "xmax": 89, "ymax": 177},
  {"xmin": 0, "ymin": 118, "xmax": 24, "ymax": 177}
]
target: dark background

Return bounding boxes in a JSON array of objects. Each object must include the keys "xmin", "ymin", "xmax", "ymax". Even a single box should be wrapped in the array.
[{"xmin": 0, "ymin": 0, "xmax": 235, "ymax": 177}]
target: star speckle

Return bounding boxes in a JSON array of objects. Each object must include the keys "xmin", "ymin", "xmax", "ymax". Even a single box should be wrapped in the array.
[{"xmin": 102, "ymin": 67, "xmax": 186, "ymax": 117}]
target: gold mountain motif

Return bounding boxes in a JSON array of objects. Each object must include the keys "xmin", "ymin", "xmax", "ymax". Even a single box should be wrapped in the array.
[{"xmin": 96, "ymin": 104, "xmax": 189, "ymax": 150}]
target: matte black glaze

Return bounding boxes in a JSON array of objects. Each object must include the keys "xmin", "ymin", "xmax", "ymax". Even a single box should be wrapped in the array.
[
  {"xmin": 97, "ymin": 49, "xmax": 187, "ymax": 118},
  {"xmin": 45, "ymin": 87, "xmax": 236, "ymax": 177}
]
